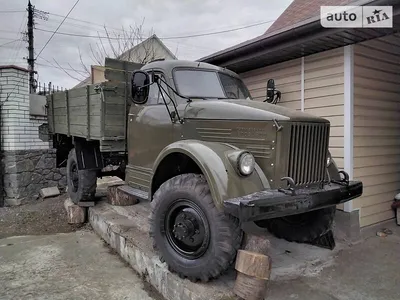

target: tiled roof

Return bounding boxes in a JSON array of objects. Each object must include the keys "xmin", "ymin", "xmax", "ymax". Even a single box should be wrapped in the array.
[{"xmin": 266, "ymin": 0, "xmax": 355, "ymax": 34}]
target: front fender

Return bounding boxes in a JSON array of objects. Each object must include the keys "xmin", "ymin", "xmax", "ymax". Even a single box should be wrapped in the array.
[{"xmin": 151, "ymin": 140, "xmax": 269, "ymax": 210}]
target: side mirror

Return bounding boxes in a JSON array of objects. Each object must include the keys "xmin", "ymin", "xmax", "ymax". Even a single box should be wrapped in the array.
[
  {"xmin": 266, "ymin": 79, "xmax": 275, "ymax": 103},
  {"xmin": 131, "ymin": 71, "xmax": 150, "ymax": 104},
  {"xmin": 264, "ymin": 79, "xmax": 281, "ymax": 104}
]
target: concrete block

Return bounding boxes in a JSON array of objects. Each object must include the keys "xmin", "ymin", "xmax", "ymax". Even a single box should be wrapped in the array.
[
  {"xmin": 5, "ymin": 197, "xmax": 22, "ymax": 206},
  {"xmin": 334, "ymin": 209, "xmax": 361, "ymax": 243},
  {"xmin": 64, "ymin": 198, "xmax": 87, "ymax": 224},
  {"xmin": 40, "ymin": 187, "xmax": 60, "ymax": 198}
]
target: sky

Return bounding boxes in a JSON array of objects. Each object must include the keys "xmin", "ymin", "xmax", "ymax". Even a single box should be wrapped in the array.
[{"xmin": 0, "ymin": 0, "xmax": 293, "ymax": 89}]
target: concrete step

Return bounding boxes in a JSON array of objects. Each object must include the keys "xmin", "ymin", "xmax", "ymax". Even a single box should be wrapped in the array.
[
  {"xmin": 89, "ymin": 201, "xmax": 236, "ymax": 300},
  {"xmin": 118, "ymin": 185, "xmax": 149, "ymax": 201}
]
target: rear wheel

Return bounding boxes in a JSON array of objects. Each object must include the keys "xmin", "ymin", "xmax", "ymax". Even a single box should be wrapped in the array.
[
  {"xmin": 149, "ymin": 173, "xmax": 242, "ymax": 282},
  {"xmin": 255, "ymin": 207, "xmax": 336, "ymax": 243},
  {"xmin": 66, "ymin": 148, "xmax": 97, "ymax": 204}
]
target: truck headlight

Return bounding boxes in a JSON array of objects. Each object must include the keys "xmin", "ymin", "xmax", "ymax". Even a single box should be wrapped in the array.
[
  {"xmin": 327, "ymin": 152, "xmax": 332, "ymax": 166},
  {"xmin": 238, "ymin": 152, "xmax": 255, "ymax": 176}
]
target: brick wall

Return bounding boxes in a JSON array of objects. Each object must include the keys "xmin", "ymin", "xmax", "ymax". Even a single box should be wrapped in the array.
[
  {"xmin": 0, "ymin": 67, "xmax": 50, "ymax": 150},
  {"xmin": 0, "ymin": 66, "xmax": 65, "ymax": 206}
]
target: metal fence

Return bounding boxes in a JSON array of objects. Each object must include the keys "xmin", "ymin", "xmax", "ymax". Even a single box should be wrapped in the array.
[{"xmin": 36, "ymin": 82, "xmax": 65, "ymax": 95}]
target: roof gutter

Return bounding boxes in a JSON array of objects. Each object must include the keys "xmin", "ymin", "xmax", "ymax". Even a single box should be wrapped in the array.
[{"xmin": 199, "ymin": 0, "xmax": 395, "ymax": 65}]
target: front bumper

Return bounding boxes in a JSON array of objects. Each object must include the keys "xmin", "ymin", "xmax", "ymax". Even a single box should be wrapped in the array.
[{"xmin": 224, "ymin": 180, "xmax": 363, "ymax": 222}]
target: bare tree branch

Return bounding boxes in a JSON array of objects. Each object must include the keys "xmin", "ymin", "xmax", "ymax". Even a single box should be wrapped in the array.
[
  {"xmin": 78, "ymin": 47, "xmax": 91, "ymax": 76},
  {"xmin": 76, "ymin": 21, "xmax": 161, "ymax": 84},
  {"xmin": 53, "ymin": 58, "xmax": 85, "ymax": 82}
]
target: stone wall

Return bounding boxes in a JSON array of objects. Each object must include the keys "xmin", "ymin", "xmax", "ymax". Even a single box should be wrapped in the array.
[{"xmin": 2, "ymin": 149, "xmax": 66, "ymax": 205}]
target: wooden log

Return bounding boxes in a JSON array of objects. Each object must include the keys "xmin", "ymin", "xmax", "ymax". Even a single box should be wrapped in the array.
[
  {"xmin": 234, "ymin": 234, "xmax": 272, "ymax": 300},
  {"xmin": 107, "ymin": 185, "xmax": 139, "ymax": 206},
  {"xmin": 64, "ymin": 198, "xmax": 87, "ymax": 224},
  {"xmin": 234, "ymin": 272, "xmax": 268, "ymax": 300},
  {"xmin": 235, "ymin": 250, "xmax": 271, "ymax": 280}
]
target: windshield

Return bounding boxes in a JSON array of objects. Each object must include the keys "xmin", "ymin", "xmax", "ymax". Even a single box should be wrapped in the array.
[{"xmin": 173, "ymin": 69, "xmax": 251, "ymax": 99}]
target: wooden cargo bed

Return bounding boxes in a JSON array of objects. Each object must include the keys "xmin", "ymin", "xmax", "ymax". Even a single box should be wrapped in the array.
[{"xmin": 47, "ymin": 81, "xmax": 128, "ymax": 152}]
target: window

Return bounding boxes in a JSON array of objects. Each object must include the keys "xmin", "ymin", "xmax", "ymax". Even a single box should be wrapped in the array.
[
  {"xmin": 174, "ymin": 70, "xmax": 226, "ymax": 98},
  {"xmin": 218, "ymin": 73, "xmax": 251, "ymax": 99},
  {"xmin": 147, "ymin": 74, "xmax": 169, "ymax": 105},
  {"xmin": 173, "ymin": 69, "xmax": 252, "ymax": 100}
]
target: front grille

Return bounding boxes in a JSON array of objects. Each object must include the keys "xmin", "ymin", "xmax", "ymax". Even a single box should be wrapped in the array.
[{"xmin": 287, "ymin": 123, "xmax": 330, "ymax": 186}]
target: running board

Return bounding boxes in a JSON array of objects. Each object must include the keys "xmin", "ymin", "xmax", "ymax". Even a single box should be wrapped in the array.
[{"xmin": 107, "ymin": 185, "xmax": 149, "ymax": 206}]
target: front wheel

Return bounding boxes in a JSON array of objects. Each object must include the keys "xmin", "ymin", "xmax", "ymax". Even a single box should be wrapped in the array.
[
  {"xmin": 149, "ymin": 174, "xmax": 242, "ymax": 282},
  {"xmin": 255, "ymin": 207, "xmax": 336, "ymax": 243},
  {"xmin": 66, "ymin": 148, "xmax": 97, "ymax": 204}
]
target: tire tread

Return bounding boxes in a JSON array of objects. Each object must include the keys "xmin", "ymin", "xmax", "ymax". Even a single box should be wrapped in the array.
[{"xmin": 149, "ymin": 173, "xmax": 242, "ymax": 282}]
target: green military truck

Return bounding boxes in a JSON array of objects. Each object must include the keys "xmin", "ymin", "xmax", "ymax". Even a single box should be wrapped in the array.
[{"xmin": 46, "ymin": 58, "xmax": 362, "ymax": 281}]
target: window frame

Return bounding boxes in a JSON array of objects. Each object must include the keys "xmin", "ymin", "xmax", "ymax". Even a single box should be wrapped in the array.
[{"xmin": 145, "ymin": 71, "xmax": 171, "ymax": 106}]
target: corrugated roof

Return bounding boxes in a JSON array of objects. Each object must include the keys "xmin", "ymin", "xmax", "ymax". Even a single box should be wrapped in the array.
[{"xmin": 266, "ymin": 0, "xmax": 356, "ymax": 34}]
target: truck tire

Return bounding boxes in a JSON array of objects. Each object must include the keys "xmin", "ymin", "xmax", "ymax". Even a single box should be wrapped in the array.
[
  {"xmin": 149, "ymin": 173, "xmax": 242, "ymax": 282},
  {"xmin": 255, "ymin": 207, "xmax": 336, "ymax": 243},
  {"xmin": 66, "ymin": 148, "xmax": 97, "ymax": 204}
]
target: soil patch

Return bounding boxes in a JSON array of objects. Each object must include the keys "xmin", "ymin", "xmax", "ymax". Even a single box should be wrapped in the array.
[{"xmin": 0, "ymin": 194, "xmax": 90, "ymax": 239}]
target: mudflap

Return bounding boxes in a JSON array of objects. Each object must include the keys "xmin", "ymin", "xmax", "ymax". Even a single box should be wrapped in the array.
[{"xmin": 306, "ymin": 230, "xmax": 336, "ymax": 250}]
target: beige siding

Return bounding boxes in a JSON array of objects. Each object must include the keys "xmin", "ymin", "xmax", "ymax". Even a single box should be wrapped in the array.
[
  {"xmin": 241, "ymin": 58, "xmax": 302, "ymax": 110},
  {"xmin": 304, "ymin": 48, "xmax": 345, "ymax": 169},
  {"xmin": 353, "ymin": 34, "xmax": 400, "ymax": 227},
  {"xmin": 240, "ymin": 49, "xmax": 345, "ymax": 169}
]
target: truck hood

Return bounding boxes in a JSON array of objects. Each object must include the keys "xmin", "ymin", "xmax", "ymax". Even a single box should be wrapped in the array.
[{"xmin": 183, "ymin": 99, "xmax": 328, "ymax": 122}]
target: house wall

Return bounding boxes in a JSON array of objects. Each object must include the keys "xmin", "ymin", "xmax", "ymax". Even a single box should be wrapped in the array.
[
  {"xmin": 241, "ymin": 58, "xmax": 302, "ymax": 110},
  {"xmin": 240, "ymin": 48, "xmax": 345, "ymax": 168},
  {"xmin": 304, "ymin": 48, "xmax": 345, "ymax": 169},
  {"xmin": 352, "ymin": 34, "xmax": 400, "ymax": 227},
  {"xmin": 92, "ymin": 66, "xmax": 106, "ymax": 84},
  {"xmin": 118, "ymin": 37, "xmax": 176, "ymax": 63}
]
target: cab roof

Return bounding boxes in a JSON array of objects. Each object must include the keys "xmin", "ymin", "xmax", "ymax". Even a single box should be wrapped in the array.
[{"xmin": 141, "ymin": 59, "xmax": 239, "ymax": 78}]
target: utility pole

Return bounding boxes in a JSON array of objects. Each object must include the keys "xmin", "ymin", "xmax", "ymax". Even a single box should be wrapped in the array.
[{"xmin": 27, "ymin": 0, "xmax": 35, "ymax": 93}]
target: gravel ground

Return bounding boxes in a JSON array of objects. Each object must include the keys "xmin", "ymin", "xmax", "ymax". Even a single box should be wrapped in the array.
[{"xmin": 0, "ymin": 194, "xmax": 89, "ymax": 239}]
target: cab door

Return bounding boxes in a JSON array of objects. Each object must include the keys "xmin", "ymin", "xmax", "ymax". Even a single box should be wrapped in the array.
[{"xmin": 126, "ymin": 72, "xmax": 179, "ymax": 191}]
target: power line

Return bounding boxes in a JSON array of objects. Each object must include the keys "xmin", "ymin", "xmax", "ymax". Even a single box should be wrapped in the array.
[
  {"xmin": 0, "ymin": 39, "xmax": 20, "ymax": 47},
  {"xmin": 36, "ymin": 62, "xmax": 87, "ymax": 75},
  {"xmin": 35, "ymin": 19, "xmax": 274, "ymax": 41},
  {"xmin": 35, "ymin": 0, "xmax": 80, "ymax": 59},
  {"xmin": 0, "ymin": 10, "xmax": 25, "ymax": 13},
  {"xmin": 0, "ymin": 37, "xmax": 19, "ymax": 41},
  {"xmin": 47, "ymin": 11, "xmax": 124, "ymax": 33},
  {"xmin": 37, "ymin": 55, "xmax": 87, "ymax": 80},
  {"xmin": 0, "ymin": 29, "xmax": 20, "ymax": 34},
  {"xmin": 11, "ymin": 10, "xmax": 27, "ymax": 64}
]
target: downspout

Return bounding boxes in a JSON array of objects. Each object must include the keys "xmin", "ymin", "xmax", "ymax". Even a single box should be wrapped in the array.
[{"xmin": 343, "ymin": 45, "xmax": 354, "ymax": 213}]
